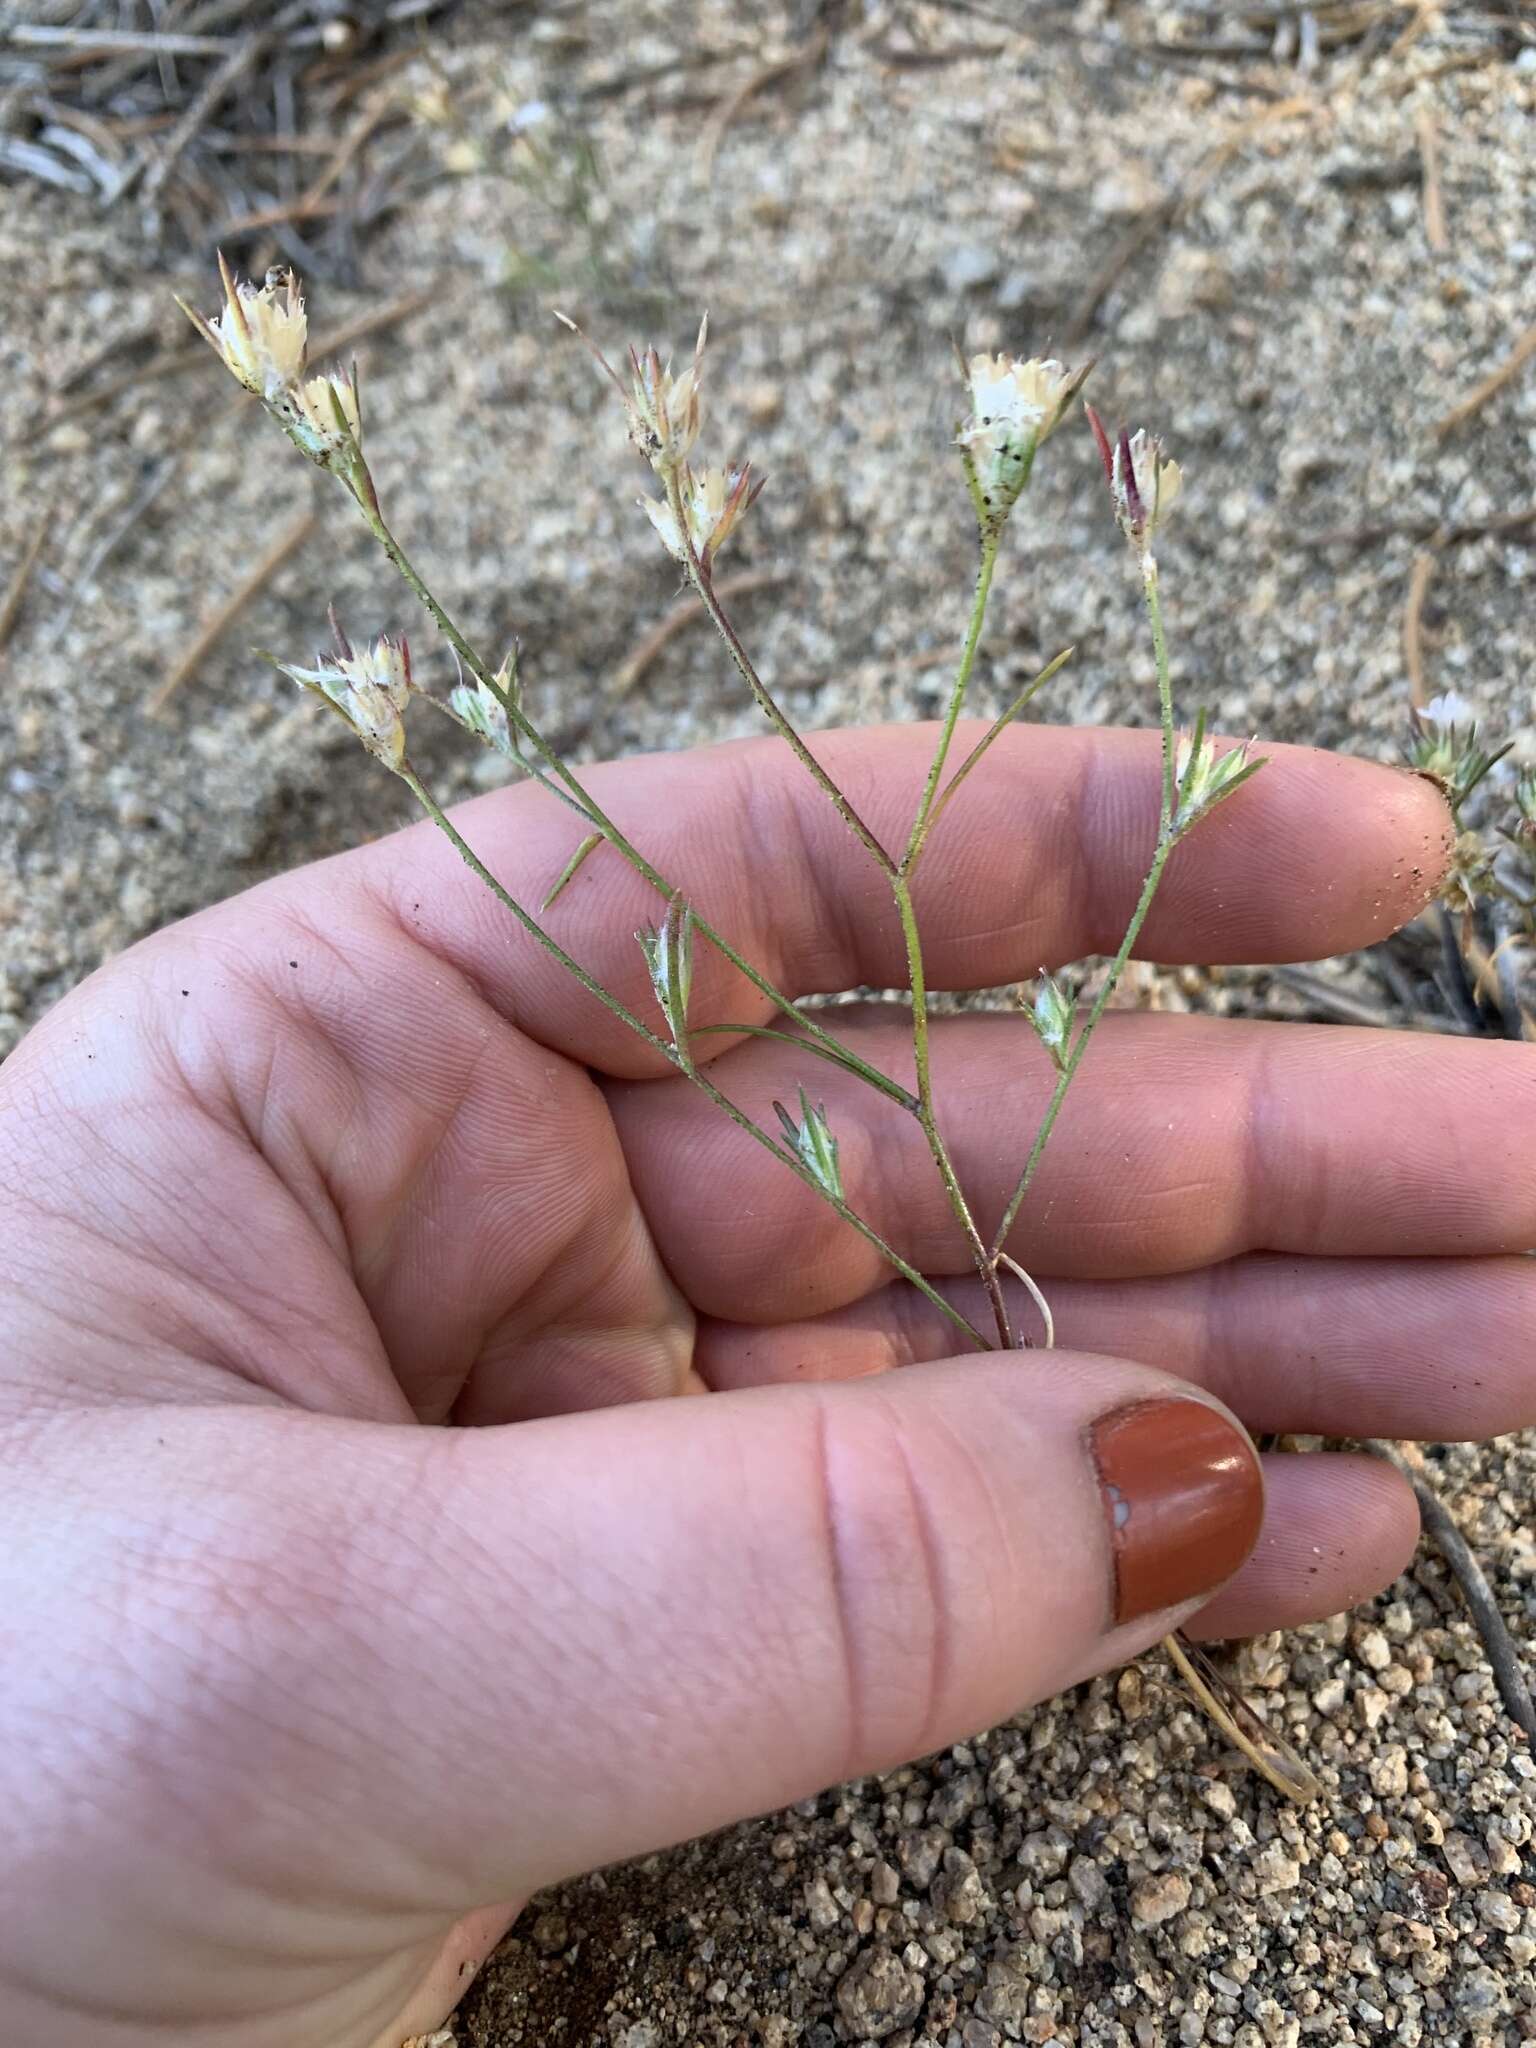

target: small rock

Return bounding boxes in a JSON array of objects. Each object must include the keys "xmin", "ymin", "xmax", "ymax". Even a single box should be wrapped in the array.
[
  {"xmin": 962, "ymin": 2023, "xmax": 1001, "ymax": 2048},
  {"xmin": 834, "ymin": 1947, "xmax": 924, "ymax": 2040},
  {"xmin": 871, "ymin": 1860, "xmax": 901, "ymax": 1906},
  {"xmin": 898, "ymin": 1828, "xmax": 946, "ymax": 1891},
  {"xmin": 1131, "ymin": 1871, "xmax": 1192, "ymax": 1928},
  {"xmin": 1356, "ymin": 1628, "xmax": 1392, "ymax": 1672},
  {"xmin": 1201, "ymin": 1780, "xmax": 1237, "ymax": 1822},
  {"xmin": 1018, "ymin": 1827, "xmax": 1071, "ymax": 1881},
  {"xmin": 1311, "ymin": 1677, "xmax": 1347, "ymax": 1715},
  {"xmin": 1069, "ymin": 1855, "xmax": 1110, "ymax": 1914},
  {"xmin": 1443, "ymin": 1832, "xmax": 1490, "ymax": 1887},
  {"xmin": 1478, "ymin": 1889, "xmax": 1522, "ymax": 1933},
  {"xmin": 940, "ymin": 244, "xmax": 1000, "ymax": 295},
  {"xmin": 743, "ymin": 380, "xmax": 783, "ymax": 428},
  {"xmin": 1356, "ymin": 1686, "xmax": 1391, "ymax": 1730},
  {"xmin": 1252, "ymin": 1844, "xmax": 1301, "ymax": 1896},
  {"xmin": 929, "ymin": 1770, "xmax": 982, "ymax": 1830},
  {"xmin": 933, "ymin": 1847, "xmax": 986, "ymax": 1926},
  {"xmin": 529, "ymin": 1909, "xmax": 570, "ymax": 1955},
  {"xmin": 1453, "ymin": 1964, "xmax": 1510, "ymax": 2017},
  {"xmin": 1370, "ymin": 1745, "xmax": 1409, "ymax": 1798},
  {"xmin": 806, "ymin": 1875, "xmax": 841, "ymax": 1933}
]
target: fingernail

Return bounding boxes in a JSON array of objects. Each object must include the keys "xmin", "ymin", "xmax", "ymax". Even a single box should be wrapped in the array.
[{"xmin": 1088, "ymin": 1397, "xmax": 1263, "ymax": 1626}]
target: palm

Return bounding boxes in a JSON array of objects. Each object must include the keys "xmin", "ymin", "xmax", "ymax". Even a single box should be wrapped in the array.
[{"xmin": 2, "ymin": 722, "xmax": 1531, "ymax": 2048}]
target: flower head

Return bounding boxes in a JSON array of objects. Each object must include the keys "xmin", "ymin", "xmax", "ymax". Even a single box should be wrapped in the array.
[
  {"xmin": 1086, "ymin": 407, "xmax": 1182, "ymax": 554},
  {"xmin": 642, "ymin": 462, "xmax": 763, "ymax": 570},
  {"xmin": 275, "ymin": 627, "xmax": 413, "ymax": 770},
  {"xmin": 178, "ymin": 253, "xmax": 307, "ymax": 403},
  {"xmin": 958, "ymin": 353, "xmax": 1083, "ymax": 532},
  {"xmin": 559, "ymin": 311, "xmax": 709, "ymax": 479},
  {"xmin": 287, "ymin": 368, "xmax": 362, "ymax": 461},
  {"xmin": 1405, "ymin": 696, "xmax": 1510, "ymax": 810}
]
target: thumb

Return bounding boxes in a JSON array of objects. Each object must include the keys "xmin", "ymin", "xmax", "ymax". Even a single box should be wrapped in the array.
[{"xmin": 303, "ymin": 1349, "xmax": 1262, "ymax": 1896}]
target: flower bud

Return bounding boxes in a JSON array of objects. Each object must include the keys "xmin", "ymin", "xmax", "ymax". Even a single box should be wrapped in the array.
[
  {"xmin": 1025, "ymin": 971, "xmax": 1074, "ymax": 1071},
  {"xmin": 773, "ymin": 1087, "xmax": 843, "ymax": 1202},
  {"xmin": 1171, "ymin": 712, "xmax": 1263, "ymax": 836},
  {"xmin": 1086, "ymin": 407, "xmax": 1182, "ymax": 554},
  {"xmin": 274, "ymin": 630, "xmax": 413, "ymax": 770},
  {"xmin": 636, "ymin": 895, "xmax": 696, "ymax": 1057},
  {"xmin": 642, "ymin": 462, "xmax": 763, "ymax": 570}
]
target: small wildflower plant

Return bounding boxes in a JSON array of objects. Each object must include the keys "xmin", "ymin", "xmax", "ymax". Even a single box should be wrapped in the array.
[{"xmin": 181, "ymin": 260, "xmax": 1315, "ymax": 1794}]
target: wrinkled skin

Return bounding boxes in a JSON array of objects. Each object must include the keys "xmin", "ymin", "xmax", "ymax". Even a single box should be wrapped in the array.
[{"xmin": 1, "ymin": 722, "xmax": 1529, "ymax": 2048}]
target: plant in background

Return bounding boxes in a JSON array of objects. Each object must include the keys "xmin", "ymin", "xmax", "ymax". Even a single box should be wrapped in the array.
[{"xmin": 181, "ymin": 260, "xmax": 1325, "ymax": 1798}]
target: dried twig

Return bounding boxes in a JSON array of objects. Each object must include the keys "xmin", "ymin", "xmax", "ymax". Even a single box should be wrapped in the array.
[
  {"xmin": 7, "ymin": 26, "xmax": 241, "ymax": 58},
  {"xmin": 697, "ymin": 24, "xmax": 833, "ymax": 180},
  {"xmin": 1434, "ymin": 318, "xmax": 1536, "ymax": 439},
  {"xmin": 43, "ymin": 459, "xmax": 182, "ymax": 652},
  {"xmin": 139, "ymin": 28, "xmax": 271, "ymax": 212},
  {"xmin": 1401, "ymin": 544, "xmax": 1440, "ymax": 708},
  {"xmin": 612, "ymin": 571, "xmax": 787, "ymax": 698},
  {"xmin": 146, "ymin": 506, "xmax": 317, "ymax": 716},
  {"xmin": 1367, "ymin": 1440, "xmax": 1536, "ymax": 1743},
  {"xmin": 0, "ymin": 508, "xmax": 52, "ymax": 655},
  {"xmin": 1415, "ymin": 104, "xmax": 1447, "ymax": 254},
  {"xmin": 1300, "ymin": 505, "xmax": 1536, "ymax": 550},
  {"xmin": 1066, "ymin": 98, "xmax": 1313, "ymax": 341}
]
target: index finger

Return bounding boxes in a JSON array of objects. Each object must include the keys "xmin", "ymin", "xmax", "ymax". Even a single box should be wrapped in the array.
[{"xmin": 356, "ymin": 720, "xmax": 1450, "ymax": 1076}]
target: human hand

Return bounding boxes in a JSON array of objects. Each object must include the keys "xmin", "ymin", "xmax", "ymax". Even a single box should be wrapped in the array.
[{"xmin": 2, "ymin": 720, "xmax": 1528, "ymax": 2047}]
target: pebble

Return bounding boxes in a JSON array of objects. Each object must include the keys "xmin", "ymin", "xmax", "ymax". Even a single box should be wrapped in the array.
[
  {"xmin": 1132, "ymin": 1871, "xmax": 1193, "ymax": 1928},
  {"xmin": 834, "ymin": 1947, "xmax": 924, "ymax": 2039}
]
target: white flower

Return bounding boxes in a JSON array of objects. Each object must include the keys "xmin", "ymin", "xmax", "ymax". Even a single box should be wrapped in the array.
[
  {"xmin": 1087, "ymin": 408, "xmax": 1182, "ymax": 552},
  {"xmin": 642, "ymin": 462, "xmax": 761, "ymax": 568},
  {"xmin": 1419, "ymin": 691, "xmax": 1478, "ymax": 729},
  {"xmin": 178, "ymin": 253, "xmax": 307, "ymax": 403},
  {"xmin": 277, "ymin": 631, "xmax": 413, "ymax": 770},
  {"xmin": 958, "ymin": 353, "xmax": 1080, "ymax": 528}
]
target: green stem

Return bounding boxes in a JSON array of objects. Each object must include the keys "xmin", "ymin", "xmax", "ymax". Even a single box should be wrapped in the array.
[
  {"xmin": 350, "ymin": 487, "xmax": 906, "ymax": 1107},
  {"xmin": 989, "ymin": 544, "xmax": 1183, "ymax": 1261},
  {"xmin": 894, "ymin": 876, "xmax": 1013, "ymax": 1350},
  {"xmin": 902, "ymin": 536, "xmax": 999, "ymax": 875},
  {"xmin": 671, "ymin": 475, "xmax": 897, "ymax": 880},
  {"xmin": 988, "ymin": 834, "xmax": 1174, "ymax": 1257},
  {"xmin": 401, "ymin": 762, "xmax": 988, "ymax": 1352},
  {"xmin": 1143, "ymin": 553, "xmax": 1177, "ymax": 831},
  {"xmin": 922, "ymin": 646, "xmax": 1075, "ymax": 841}
]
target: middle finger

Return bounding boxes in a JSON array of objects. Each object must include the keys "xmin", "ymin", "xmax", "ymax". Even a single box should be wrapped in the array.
[{"xmin": 608, "ymin": 1010, "xmax": 1536, "ymax": 1322}]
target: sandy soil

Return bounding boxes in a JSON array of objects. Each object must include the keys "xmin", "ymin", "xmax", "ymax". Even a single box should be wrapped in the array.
[{"xmin": 3, "ymin": 2, "xmax": 1535, "ymax": 2043}]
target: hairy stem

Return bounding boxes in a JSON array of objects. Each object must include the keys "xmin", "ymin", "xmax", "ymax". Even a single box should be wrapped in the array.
[
  {"xmin": 894, "ymin": 877, "xmax": 1015, "ymax": 1349},
  {"xmin": 349, "ymin": 482, "xmax": 909, "ymax": 1108},
  {"xmin": 990, "ymin": 544, "xmax": 1182, "ymax": 1261},
  {"xmin": 902, "ymin": 535, "xmax": 999, "ymax": 875},
  {"xmin": 989, "ymin": 835, "xmax": 1174, "ymax": 1256},
  {"xmin": 1143, "ymin": 553, "xmax": 1177, "ymax": 827},
  {"xmin": 401, "ymin": 763, "xmax": 988, "ymax": 1351},
  {"xmin": 672, "ymin": 477, "xmax": 897, "ymax": 879}
]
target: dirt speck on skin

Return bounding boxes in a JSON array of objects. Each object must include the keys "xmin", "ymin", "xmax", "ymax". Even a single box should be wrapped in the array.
[{"xmin": 4, "ymin": 3, "xmax": 1536, "ymax": 2044}]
